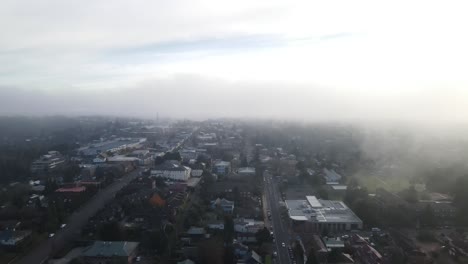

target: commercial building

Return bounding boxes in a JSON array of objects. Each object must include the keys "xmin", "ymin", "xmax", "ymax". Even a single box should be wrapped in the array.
[{"xmin": 285, "ymin": 196, "xmax": 362, "ymax": 233}]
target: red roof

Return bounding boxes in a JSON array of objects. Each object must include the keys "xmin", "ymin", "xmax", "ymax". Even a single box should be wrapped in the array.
[{"xmin": 55, "ymin": 186, "xmax": 86, "ymax": 193}]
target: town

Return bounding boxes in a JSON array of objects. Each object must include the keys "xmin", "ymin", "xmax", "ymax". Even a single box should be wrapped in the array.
[{"xmin": 0, "ymin": 117, "xmax": 467, "ymax": 264}]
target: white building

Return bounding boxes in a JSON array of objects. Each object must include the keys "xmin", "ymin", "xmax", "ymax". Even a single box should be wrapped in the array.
[
  {"xmin": 285, "ymin": 196, "xmax": 362, "ymax": 232},
  {"xmin": 151, "ymin": 161, "xmax": 191, "ymax": 181}
]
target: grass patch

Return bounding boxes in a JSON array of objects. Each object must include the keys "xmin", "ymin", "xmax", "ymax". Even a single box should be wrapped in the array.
[{"xmin": 355, "ymin": 173, "xmax": 410, "ymax": 192}]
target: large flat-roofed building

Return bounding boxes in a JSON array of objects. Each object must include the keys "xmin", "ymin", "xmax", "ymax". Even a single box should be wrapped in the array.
[
  {"xmin": 151, "ymin": 161, "xmax": 191, "ymax": 181},
  {"xmin": 30, "ymin": 151, "xmax": 66, "ymax": 175},
  {"xmin": 78, "ymin": 138, "xmax": 146, "ymax": 157},
  {"xmin": 285, "ymin": 195, "xmax": 362, "ymax": 233}
]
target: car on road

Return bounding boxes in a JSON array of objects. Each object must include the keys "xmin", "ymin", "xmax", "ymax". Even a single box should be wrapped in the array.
[
  {"xmin": 60, "ymin": 224, "xmax": 67, "ymax": 229},
  {"xmin": 48, "ymin": 233, "xmax": 55, "ymax": 238},
  {"xmin": 273, "ymin": 251, "xmax": 278, "ymax": 258},
  {"xmin": 282, "ymin": 242, "xmax": 286, "ymax": 247}
]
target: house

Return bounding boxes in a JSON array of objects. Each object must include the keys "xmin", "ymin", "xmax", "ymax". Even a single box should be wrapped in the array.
[
  {"xmin": 151, "ymin": 160, "xmax": 192, "ymax": 181},
  {"xmin": 323, "ymin": 168, "xmax": 342, "ymax": 185},
  {"xmin": 234, "ymin": 219, "xmax": 265, "ymax": 234},
  {"xmin": 128, "ymin": 150, "xmax": 153, "ymax": 165},
  {"xmin": 237, "ymin": 250, "xmax": 263, "ymax": 264},
  {"xmin": 93, "ymin": 153, "xmax": 108, "ymax": 164},
  {"xmin": 207, "ymin": 222, "xmax": 224, "ymax": 231},
  {"xmin": 191, "ymin": 169, "xmax": 203, "ymax": 177},
  {"xmin": 233, "ymin": 241, "xmax": 249, "ymax": 258},
  {"xmin": 213, "ymin": 161, "xmax": 231, "ymax": 176},
  {"xmin": 348, "ymin": 234, "xmax": 384, "ymax": 264},
  {"xmin": 81, "ymin": 241, "xmax": 139, "ymax": 264},
  {"xmin": 180, "ymin": 148, "xmax": 199, "ymax": 162},
  {"xmin": 211, "ymin": 198, "xmax": 235, "ymax": 214},
  {"xmin": 186, "ymin": 227, "xmax": 207, "ymax": 242}
]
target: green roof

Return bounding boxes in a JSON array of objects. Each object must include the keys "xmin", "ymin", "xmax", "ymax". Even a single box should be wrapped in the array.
[{"xmin": 83, "ymin": 241, "xmax": 139, "ymax": 257}]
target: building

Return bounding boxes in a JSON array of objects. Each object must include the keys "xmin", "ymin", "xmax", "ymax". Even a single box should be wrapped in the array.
[
  {"xmin": 211, "ymin": 198, "xmax": 235, "ymax": 214},
  {"xmin": 30, "ymin": 151, "xmax": 66, "ymax": 174},
  {"xmin": 180, "ymin": 148, "xmax": 199, "ymax": 162},
  {"xmin": 151, "ymin": 161, "xmax": 192, "ymax": 181},
  {"xmin": 414, "ymin": 200, "xmax": 457, "ymax": 220},
  {"xmin": 81, "ymin": 241, "xmax": 139, "ymax": 264},
  {"xmin": 237, "ymin": 250, "xmax": 263, "ymax": 264},
  {"xmin": 285, "ymin": 196, "xmax": 362, "ymax": 233},
  {"xmin": 323, "ymin": 168, "xmax": 342, "ymax": 185},
  {"xmin": 234, "ymin": 219, "xmax": 265, "ymax": 234},
  {"xmin": 347, "ymin": 234, "xmax": 384, "ymax": 264},
  {"xmin": 128, "ymin": 150, "xmax": 153, "ymax": 166},
  {"xmin": 213, "ymin": 161, "xmax": 231, "ymax": 176},
  {"xmin": 191, "ymin": 169, "xmax": 203, "ymax": 177}
]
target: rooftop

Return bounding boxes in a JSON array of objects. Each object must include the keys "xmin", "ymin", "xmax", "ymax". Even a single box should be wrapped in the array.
[
  {"xmin": 214, "ymin": 161, "xmax": 231, "ymax": 167},
  {"xmin": 331, "ymin": 185, "xmax": 348, "ymax": 190},
  {"xmin": 238, "ymin": 167, "xmax": 256, "ymax": 174},
  {"xmin": 82, "ymin": 241, "xmax": 139, "ymax": 257},
  {"xmin": 323, "ymin": 168, "xmax": 342, "ymax": 183},
  {"xmin": 285, "ymin": 196, "xmax": 362, "ymax": 224},
  {"xmin": 56, "ymin": 186, "xmax": 86, "ymax": 193}
]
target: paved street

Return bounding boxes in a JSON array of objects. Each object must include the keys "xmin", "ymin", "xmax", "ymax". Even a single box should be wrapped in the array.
[
  {"xmin": 15, "ymin": 168, "xmax": 143, "ymax": 264},
  {"xmin": 264, "ymin": 171, "xmax": 292, "ymax": 264}
]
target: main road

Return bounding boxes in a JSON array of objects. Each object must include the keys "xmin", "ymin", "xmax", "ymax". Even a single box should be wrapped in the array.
[
  {"xmin": 263, "ymin": 171, "xmax": 292, "ymax": 264},
  {"xmin": 15, "ymin": 168, "xmax": 143, "ymax": 264}
]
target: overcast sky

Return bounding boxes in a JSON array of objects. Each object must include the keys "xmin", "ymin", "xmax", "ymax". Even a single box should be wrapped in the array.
[{"xmin": 1, "ymin": 0, "xmax": 467, "ymax": 122}]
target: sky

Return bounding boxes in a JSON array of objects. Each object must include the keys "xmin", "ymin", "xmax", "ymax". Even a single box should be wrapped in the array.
[{"xmin": 1, "ymin": 0, "xmax": 468, "ymax": 122}]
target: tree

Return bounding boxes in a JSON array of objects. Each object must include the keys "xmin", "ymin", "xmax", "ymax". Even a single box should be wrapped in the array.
[
  {"xmin": 420, "ymin": 204, "xmax": 437, "ymax": 227},
  {"xmin": 99, "ymin": 221, "xmax": 123, "ymax": 241},
  {"xmin": 306, "ymin": 248, "xmax": 319, "ymax": 264},
  {"xmin": 154, "ymin": 156, "xmax": 164, "ymax": 165},
  {"xmin": 63, "ymin": 164, "xmax": 80, "ymax": 183},
  {"xmin": 198, "ymin": 238, "xmax": 224, "ymax": 264},
  {"xmin": 401, "ymin": 185, "xmax": 418, "ymax": 203},
  {"xmin": 316, "ymin": 187, "xmax": 329, "ymax": 199},
  {"xmin": 44, "ymin": 178, "xmax": 58, "ymax": 195},
  {"xmin": 255, "ymin": 227, "xmax": 272, "ymax": 244},
  {"xmin": 163, "ymin": 151, "xmax": 181, "ymax": 161},
  {"xmin": 224, "ymin": 216, "xmax": 235, "ymax": 244}
]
